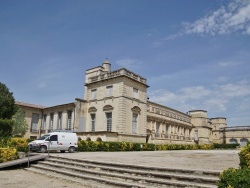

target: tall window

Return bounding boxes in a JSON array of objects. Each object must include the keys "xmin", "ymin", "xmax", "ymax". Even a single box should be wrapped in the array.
[
  {"xmin": 57, "ymin": 112, "xmax": 62, "ymax": 130},
  {"xmin": 165, "ymin": 125, "xmax": 169, "ymax": 137},
  {"xmin": 67, "ymin": 110, "xmax": 72, "ymax": 130},
  {"xmin": 106, "ymin": 112, "xmax": 112, "ymax": 131},
  {"xmin": 90, "ymin": 114, "xmax": 96, "ymax": 131},
  {"xmin": 106, "ymin": 86, "xmax": 113, "ymax": 97},
  {"xmin": 133, "ymin": 88, "xmax": 138, "ymax": 98},
  {"xmin": 30, "ymin": 113, "xmax": 39, "ymax": 133},
  {"xmin": 194, "ymin": 130, "xmax": 198, "ymax": 141},
  {"xmin": 132, "ymin": 113, "xmax": 138, "ymax": 134},
  {"xmin": 91, "ymin": 89, "xmax": 97, "ymax": 99},
  {"xmin": 49, "ymin": 113, "xmax": 54, "ymax": 130},
  {"xmin": 156, "ymin": 122, "xmax": 160, "ymax": 137},
  {"xmin": 41, "ymin": 114, "xmax": 47, "ymax": 131}
]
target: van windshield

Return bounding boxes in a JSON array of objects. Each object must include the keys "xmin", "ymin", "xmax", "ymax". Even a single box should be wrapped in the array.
[{"xmin": 37, "ymin": 134, "xmax": 50, "ymax": 140}]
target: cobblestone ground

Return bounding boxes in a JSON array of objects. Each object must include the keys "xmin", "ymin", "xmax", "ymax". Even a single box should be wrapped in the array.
[{"xmin": 0, "ymin": 150, "xmax": 240, "ymax": 188}]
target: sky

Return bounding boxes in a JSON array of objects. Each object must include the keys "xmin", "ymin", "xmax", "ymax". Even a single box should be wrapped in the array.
[{"xmin": 0, "ymin": 0, "xmax": 250, "ymax": 126}]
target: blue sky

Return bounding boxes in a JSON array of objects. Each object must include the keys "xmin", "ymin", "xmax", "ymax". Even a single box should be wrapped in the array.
[{"xmin": 0, "ymin": 0, "xmax": 249, "ymax": 126}]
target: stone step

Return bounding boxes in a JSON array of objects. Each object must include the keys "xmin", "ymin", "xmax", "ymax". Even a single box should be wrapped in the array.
[
  {"xmin": 36, "ymin": 162, "xmax": 217, "ymax": 188},
  {"xmin": 25, "ymin": 167, "xmax": 120, "ymax": 188},
  {"xmin": 45, "ymin": 158, "xmax": 219, "ymax": 185},
  {"xmin": 28, "ymin": 159, "xmax": 217, "ymax": 188},
  {"xmin": 27, "ymin": 164, "xmax": 160, "ymax": 188},
  {"xmin": 50, "ymin": 156, "xmax": 220, "ymax": 178}
]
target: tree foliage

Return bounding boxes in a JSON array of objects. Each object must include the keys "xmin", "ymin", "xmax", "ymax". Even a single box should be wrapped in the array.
[
  {"xmin": 0, "ymin": 119, "xmax": 14, "ymax": 137},
  {"xmin": 0, "ymin": 82, "xmax": 17, "ymax": 119},
  {"xmin": 12, "ymin": 107, "xmax": 28, "ymax": 137}
]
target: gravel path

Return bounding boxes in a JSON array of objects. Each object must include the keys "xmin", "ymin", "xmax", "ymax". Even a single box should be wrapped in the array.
[{"xmin": 0, "ymin": 150, "xmax": 240, "ymax": 188}]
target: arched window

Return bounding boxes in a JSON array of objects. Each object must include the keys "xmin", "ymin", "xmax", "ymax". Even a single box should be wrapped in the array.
[
  {"xmin": 131, "ymin": 106, "xmax": 141, "ymax": 134},
  {"xmin": 229, "ymin": 138, "xmax": 238, "ymax": 144},
  {"xmin": 240, "ymin": 138, "xmax": 248, "ymax": 146}
]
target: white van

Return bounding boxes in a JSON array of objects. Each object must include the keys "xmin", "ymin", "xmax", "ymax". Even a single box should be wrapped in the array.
[{"xmin": 29, "ymin": 132, "xmax": 78, "ymax": 153}]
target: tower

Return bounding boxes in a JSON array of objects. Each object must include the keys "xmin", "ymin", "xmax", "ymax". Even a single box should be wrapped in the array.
[{"xmin": 83, "ymin": 60, "xmax": 149, "ymax": 142}]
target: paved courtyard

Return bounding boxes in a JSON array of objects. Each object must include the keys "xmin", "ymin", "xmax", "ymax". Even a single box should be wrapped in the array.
[
  {"xmin": 52, "ymin": 149, "xmax": 240, "ymax": 171},
  {"xmin": 0, "ymin": 150, "xmax": 240, "ymax": 188}
]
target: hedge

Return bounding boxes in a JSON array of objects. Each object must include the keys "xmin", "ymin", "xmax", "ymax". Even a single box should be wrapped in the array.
[
  {"xmin": 77, "ymin": 141, "xmax": 156, "ymax": 152},
  {"xmin": 78, "ymin": 141, "xmax": 216, "ymax": 152},
  {"xmin": 213, "ymin": 143, "xmax": 240, "ymax": 149}
]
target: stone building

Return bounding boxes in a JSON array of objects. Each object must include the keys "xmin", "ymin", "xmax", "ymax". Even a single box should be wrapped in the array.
[{"xmin": 16, "ymin": 60, "xmax": 250, "ymax": 145}]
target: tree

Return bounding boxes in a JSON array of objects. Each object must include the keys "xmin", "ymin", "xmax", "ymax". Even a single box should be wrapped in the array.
[
  {"xmin": 0, "ymin": 82, "xmax": 17, "ymax": 119},
  {"xmin": 12, "ymin": 107, "xmax": 28, "ymax": 137}
]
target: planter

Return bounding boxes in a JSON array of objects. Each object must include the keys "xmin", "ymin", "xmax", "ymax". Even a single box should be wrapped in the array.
[{"xmin": 18, "ymin": 152, "xmax": 26, "ymax": 159}]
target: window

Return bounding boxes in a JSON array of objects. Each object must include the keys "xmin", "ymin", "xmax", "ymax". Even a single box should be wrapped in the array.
[
  {"xmin": 165, "ymin": 125, "xmax": 169, "ymax": 137},
  {"xmin": 49, "ymin": 135, "xmax": 58, "ymax": 141},
  {"xmin": 41, "ymin": 114, "xmax": 47, "ymax": 131},
  {"xmin": 57, "ymin": 112, "xmax": 62, "ymax": 130},
  {"xmin": 30, "ymin": 113, "xmax": 39, "ymax": 133},
  {"xmin": 106, "ymin": 86, "xmax": 113, "ymax": 97},
  {"xmin": 156, "ymin": 122, "xmax": 160, "ymax": 137},
  {"xmin": 194, "ymin": 130, "xmax": 199, "ymax": 141},
  {"xmin": 67, "ymin": 110, "xmax": 72, "ymax": 130},
  {"xmin": 106, "ymin": 112, "xmax": 112, "ymax": 131},
  {"xmin": 133, "ymin": 88, "xmax": 138, "ymax": 98},
  {"xmin": 91, "ymin": 89, "xmax": 97, "ymax": 99},
  {"xmin": 90, "ymin": 114, "xmax": 96, "ymax": 131},
  {"xmin": 132, "ymin": 113, "xmax": 138, "ymax": 134},
  {"xmin": 49, "ymin": 113, "xmax": 54, "ymax": 130}
]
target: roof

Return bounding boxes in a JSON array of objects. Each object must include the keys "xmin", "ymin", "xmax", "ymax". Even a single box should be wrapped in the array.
[{"xmin": 15, "ymin": 101, "xmax": 46, "ymax": 109}]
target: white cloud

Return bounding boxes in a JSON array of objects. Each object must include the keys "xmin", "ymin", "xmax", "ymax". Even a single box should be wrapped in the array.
[
  {"xmin": 184, "ymin": 0, "xmax": 250, "ymax": 35},
  {"xmin": 217, "ymin": 80, "xmax": 250, "ymax": 97},
  {"xmin": 218, "ymin": 61, "xmax": 242, "ymax": 67},
  {"xmin": 115, "ymin": 58, "xmax": 142, "ymax": 69},
  {"xmin": 148, "ymin": 80, "xmax": 250, "ymax": 115}
]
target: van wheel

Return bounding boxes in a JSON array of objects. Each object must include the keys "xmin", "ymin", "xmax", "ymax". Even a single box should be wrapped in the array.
[
  {"xmin": 68, "ymin": 147, "xmax": 75, "ymax": 153},
  {"xmin": 39, "ymin": 146, "xmax": 47, "ymax": 153},
  {"xmin": 60, "ymin": 150, "xmax": 65, "ymax": 153}
]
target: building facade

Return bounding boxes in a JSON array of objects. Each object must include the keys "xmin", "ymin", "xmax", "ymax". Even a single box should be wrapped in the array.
[{"xmin": 16, "ymin": 60, "xmax": 250, "ymax": 146}]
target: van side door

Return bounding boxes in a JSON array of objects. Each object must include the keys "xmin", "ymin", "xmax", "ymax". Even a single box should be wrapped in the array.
[{"xmin": 49, "ymin": 135, "xmax": 59, "ymax": 150}]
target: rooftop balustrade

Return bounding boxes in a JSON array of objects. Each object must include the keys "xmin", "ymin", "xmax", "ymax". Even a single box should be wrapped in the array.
[{"xmin": 86, "ymin": 68, "xmax": 147, "ymax": 85}]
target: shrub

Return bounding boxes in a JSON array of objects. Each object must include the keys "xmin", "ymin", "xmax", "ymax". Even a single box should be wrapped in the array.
[
  {"xmin": 199, "ymin": 144, "xmax": 214, "ymax": 150},
  {"xmin": 239, "ymin": 142, "xmax": 250, "ymax": 168},
  {"xmin": 8, "ymin": 137, "xmax": 28, "ymax": 152},
  {"xmin": 0, "ymin": 148, "xmax": 17, "ymax": 163},
  {"xmin": 0, "ymin": 137, "xmax": 10, "ymax": 148},
  {"xmin": 217, "ymin": 167, "xmax": 250, "ymax": 188}
]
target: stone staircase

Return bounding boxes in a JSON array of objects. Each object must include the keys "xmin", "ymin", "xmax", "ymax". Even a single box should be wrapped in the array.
[{"xmin": 25, "ymin": 155, "xmax": 220, "ymax": 188}]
